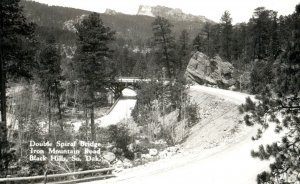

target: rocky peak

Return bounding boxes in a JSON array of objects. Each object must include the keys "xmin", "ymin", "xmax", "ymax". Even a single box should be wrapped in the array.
[
  {"xmin": 104, "ymin": 8, "xmax": 119, "ymax": 15},
  {"xmin": 137, "ymin": 5, "xmax": 211, "ymax": 22},
  {"xmin": 137, "ymin": 5, "xmax": 155, "ymax": 17}
]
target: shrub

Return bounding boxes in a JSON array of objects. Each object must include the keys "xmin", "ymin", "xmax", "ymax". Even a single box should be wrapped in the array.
[
  {"xmin": 185, "ymin": 102, "xmax": 200, "ymax": 127},
  {"xmin": 107, "ymin": 124, "xmax": 134, "ymax": 160}
]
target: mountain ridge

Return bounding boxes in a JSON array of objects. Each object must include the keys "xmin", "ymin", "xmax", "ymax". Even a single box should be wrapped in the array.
[{"xmin": 21, "ymin": 1, "xmax": 210, "ymax": 45}]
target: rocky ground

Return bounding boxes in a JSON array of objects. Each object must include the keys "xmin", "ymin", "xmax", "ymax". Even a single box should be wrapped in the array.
[
  {"xmin": 183, "ymin": 85, "xmax": 254, "ymax": 151},
  {"xmin": 82, "ymin": 85, "xmax": 282, "ymax": 184}
]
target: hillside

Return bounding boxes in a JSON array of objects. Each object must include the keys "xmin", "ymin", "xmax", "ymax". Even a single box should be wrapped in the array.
[
  {"xmin": 82, "ymin": 85, "xmax": 280, "ymax": 184},
  {"xmin": 21, "ymin": 1, "xmax": 209, "ymax": 45}
]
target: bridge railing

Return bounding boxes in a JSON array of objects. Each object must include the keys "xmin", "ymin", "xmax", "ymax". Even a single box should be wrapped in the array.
[
  {"xmin": 116, "ymin": 77, "xmax": 151, "ymax": 83},
  {"xmin": 115, "ymin": 77, "xmax": 171, "ymax": 86},
  {"xmin": 0, "ymin": 167, "xmax": 115, "ymax": 184}
]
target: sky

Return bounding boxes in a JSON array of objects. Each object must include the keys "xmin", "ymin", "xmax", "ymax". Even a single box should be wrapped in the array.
[{"xmin": 31, "ymin": 0, "xmax": 299, "ymax": 23}]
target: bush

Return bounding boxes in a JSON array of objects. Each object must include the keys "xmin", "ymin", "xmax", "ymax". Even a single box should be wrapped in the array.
[
  {"xmin": 107, "ymin": 124, "xmax": 134, "ymax": 160},
  {"xmin": 185, "ymin": 102, "xmax": 200, "ymax": 127}
]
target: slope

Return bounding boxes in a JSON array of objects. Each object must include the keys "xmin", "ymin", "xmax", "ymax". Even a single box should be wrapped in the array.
[
  {"xmin": 21, "ymin": 1, "xmax": 208, "ymax": 44},
  {"xmin": 83, "ymin": 85, "xmax": 280, "ymax": 184}
]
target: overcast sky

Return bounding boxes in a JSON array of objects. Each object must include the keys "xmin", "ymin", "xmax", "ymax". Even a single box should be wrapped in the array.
[{"xmin": 31, "ymin": 0, "xmax": 299, "ymax": 23}]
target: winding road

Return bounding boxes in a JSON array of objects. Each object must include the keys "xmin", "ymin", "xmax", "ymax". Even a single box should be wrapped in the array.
[{"xmin": 84, "ymin": 85, "xmax": 280, "ymax": 184}]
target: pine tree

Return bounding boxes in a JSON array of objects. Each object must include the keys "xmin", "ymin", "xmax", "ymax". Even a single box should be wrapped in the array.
[
  {"xmin": 249, "ymin": 60, "xmax": 274, "ymax": 94},
  {"xmin": 203, "ymin": 23, "xmax": 212, "ymax": 56},
  {"xmin": 192, "ymin": 33, "xmax": 205, "ymax": 52},
  {"xmin": 231, "ymin": 23, "xmax": 247, "ymax": 61},
  {"xmin": 202, "ymin": 22, "xmax": 213, "ymax": 57},
  {"xmin": 152, "ymin": 16, "xmax": 176, "ymax": 78},
  {"xmin": 37, "ymin": 35, "xmax": 63, "ymax": 133},
  {"xmin": 269, "ymin": 13, "xmax": 280, "ymax": 59},
  {"xmin": 177, "ymin": 29, "xmax": 191, "ymax": 74},
  {"xmin": 117, "ymin": 47, "xmax": 135, "ymax": 77},
  {"xmin": 0, "ymin": 0, "xmax": 37, "ymax": 176},
  {"xmin": 240, "ymin": 4, "xmax": 300, "ymax": 183},
  {"xmin": 220, "ymin": 11, "xmax": 233, "ymax": 61},
  {"xmin": 73, "ymin": 13, "xmax": 115, "ymax": 141},
  {"xmin": 249, "ymin": 7, "xmax": 277, "ymax": 59},
  {"xmin": 210, "ymin": 24, "xmax": 222, "ymax": 57}
]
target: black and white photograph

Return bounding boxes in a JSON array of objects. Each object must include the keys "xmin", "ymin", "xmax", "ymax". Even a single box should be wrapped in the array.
[{"xmin": 0, "ymin": 0, "xmax": 299, "ymax": 183}]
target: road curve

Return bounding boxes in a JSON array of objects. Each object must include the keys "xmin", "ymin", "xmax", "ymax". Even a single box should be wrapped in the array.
[{"xmin": 84, "ymin": 85, "xmax": 280, "ymax": 184}]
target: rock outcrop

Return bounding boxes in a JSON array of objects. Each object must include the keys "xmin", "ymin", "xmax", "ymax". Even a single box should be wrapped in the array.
[
  {"xmin": 104, "ymin": 9, "xmax": 118, "ymax": 15},
  {"xmin": 185, "ymin": 52, "xmax": 236, "ymax": 88},
  {"xmin": 63, "ymin": 14, "xmax": 87, "ymax": 32},
  {"xmin": 137, "ymin": 5, "xmax": 211, "ymax": 23}
]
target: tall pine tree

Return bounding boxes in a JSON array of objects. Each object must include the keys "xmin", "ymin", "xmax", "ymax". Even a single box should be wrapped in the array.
[
  {"xmin": 0, "ymin": 0, "xmax": 37, "ymax": 176},
  {"xmin": 74, "ymin": 13, "xmax": 115, "ymax": 141},
  {"xmin": 192, "ymin": 33, "xmax": 205, "ymax": 52},
  {"xmin": 177, "ymin": 29, "xmax": 191, "ymax": 75},
  {"xmin": 240, "ymin": 4, "xmax": 300, "ymax": 183},
  {"xmin": 249, "ymin": 7, "xmax": 277, "ymax": 59},
  {"xmin": 220, "ymin": 11, "xmax": 233, "ymax": 61},
  {"xmin": 37, "ymin": 35, "xmax": 63, "ymax": 133},
  {"xmin": 152, "ymin": 16, "xmax": 176, "ymax": 78}
]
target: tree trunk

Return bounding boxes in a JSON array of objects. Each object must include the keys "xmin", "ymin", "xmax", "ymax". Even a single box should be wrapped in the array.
[
  {"xmin": 85, "ymin": 108, "xmax": 89, "ymax": 141},
  {"xmin": 48, "ymin": 88, "xmax": 51, "ymax": 135},
  {"xmin": 207, "ymin": 31, "xmax": 211, "ymax": 57},
  {"xmin": 90, "ymin": 105, "xmax": 95, "ymax": 141},
  {"xmin": 0, "ymin": 35, "xmax": 9, "ymax": 176},
  {"xmin": 89, "ymin": 88, "xmax": 96, "ymax": 141},
  {"xmin": 164, "ymin": 46, "xmax": 171, "ymax": 78},
  {"xmin": 0, "ymin": 44, "xmax": 7, "ymax": 142},
  {"xmin": 162, "ymin": 36, "xmax": 171, "ymax": 78},
  {"xmin": 0, "ymin": 57, "xmax": 8, "ymax": 177},
  {"xmin": 55, "ymin": 82, "xmax": 63, "ymax": 131},
  {"xmin": 158, "ymin": 23, "xmax": 172, "ymax": 78},
  {"xmin": 72, "ymin": 83, "xmax": 78, "ymax": 116}
]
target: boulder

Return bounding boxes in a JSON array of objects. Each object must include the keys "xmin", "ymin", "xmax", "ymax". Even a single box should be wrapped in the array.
[
  {"xmin": 166, "ymin": 146, "xmax": 180, "ymax": 153},
  {"xmin": 123, "ymin": 158, "xmax": 133, "ymax": 168},
  {"xmin": 114, "ymin": 160, "xmax": 124, "ymax": 172},
  {"xmin": 102, "ymin": 152, "xmax": 116, "ymax": 162},
  {"xmin": 153, "ymin": 139, "xmax": 167, "ymax": 145},
  {"xmin": 158, "ymin": 150, "xmax": 173, "ymax": 159},
  {"xmin": 114, "ymin": 160, "xmax": 123, "ymax": 168},
  {"xmin": 141, "ymin": 153, "xmax": 152, "ymax": 159},
  {"xmin": 149, "ymin": 148, "xmax": 158, "ymax": 156},
  {"xmin": 158, "ymin": 150, "xmax": 167, "ymax": 159},
  {"xmin": 185, "ymin": 52, "xmax": 236, "ymax": 88}
]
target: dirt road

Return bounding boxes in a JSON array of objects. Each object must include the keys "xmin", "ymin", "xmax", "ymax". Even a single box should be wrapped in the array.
[{"xmin": 84, "ymin": 85, "xmax": 279, "ymax": 184}]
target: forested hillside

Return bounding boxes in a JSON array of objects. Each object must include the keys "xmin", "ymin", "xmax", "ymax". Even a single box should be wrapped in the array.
[
  {"xmin": 20, "ymin": 0, "xmax": 210, "ymax": 78},
  {"xmin": 21, "ymin": 1, "xmax": 207, "ymax": 45}
]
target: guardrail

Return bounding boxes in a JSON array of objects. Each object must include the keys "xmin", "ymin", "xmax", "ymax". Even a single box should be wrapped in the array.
[{"xmin": 0, "ymin": 167, "xmax": 115, "ymax": 184}]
